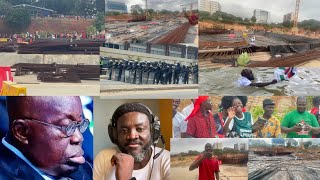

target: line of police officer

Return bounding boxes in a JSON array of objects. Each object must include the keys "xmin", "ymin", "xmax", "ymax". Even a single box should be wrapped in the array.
[{"xmin": 100, "ymin": 58, "xmax": 198, "ymax": 85}]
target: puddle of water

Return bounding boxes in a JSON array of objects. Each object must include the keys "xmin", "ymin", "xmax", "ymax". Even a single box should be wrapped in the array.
[{"xmin": 200, "ymin": 67, "xmax": 320, "ymax": 96}]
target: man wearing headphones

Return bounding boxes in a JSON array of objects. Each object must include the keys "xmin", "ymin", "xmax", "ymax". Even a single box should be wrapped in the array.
[{"xmin": 93, "ymin": 102, "xmax": 170, "ymax": 180}]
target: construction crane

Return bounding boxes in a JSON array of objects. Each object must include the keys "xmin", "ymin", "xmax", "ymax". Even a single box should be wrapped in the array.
[{"xmin": 292, "ymin": 0, "xmax": 300, "ymax": 33}]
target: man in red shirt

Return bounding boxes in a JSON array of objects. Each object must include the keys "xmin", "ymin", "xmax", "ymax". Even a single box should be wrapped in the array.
[
  {"xmin": 189, "ymin": 143, "xmax": 219, "ymax": 180},
  {"xmin": 185, "ymin": 96, "xmax": 223, "ymax": 138}
]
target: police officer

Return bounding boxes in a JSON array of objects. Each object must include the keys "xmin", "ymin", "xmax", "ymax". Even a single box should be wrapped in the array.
[
  {"xmin": 183, "ymin": 65, "xmax": 190, "ymax": 84},
  {"xmin": 121, "ymin": 60, "xmax": 129, "ymax": 82},
  {"xmin": 167, "ymin": 64, "xmax": 174, "ymax": 84},
  {"xmin": 193, "ymin": 63, "xmax": 198, "ymax": 84},
  {"xmin": 136, "ymin": 62, "xmax": 143, "ymax": 84},
  {"xmin": 131, "ymin": 60, "xmax": 138, "ymax": 84},
  {"xmin": 160, "ymin": 62, "xmax": 168, "ymax": 85},
  {"xmin": 143, "ymin": 61, "xmax": 151, "ymax": 84},
  {"xmin": 173, "ymin": 62, "xmax": 181, "ymax": 84},
  {"xmin": 107, "ymin": 59, "xmax": 113, "ymax": 80},
  {"xmin": 154, "ymin": 61, "xmax": 161, "ymax": 84}
]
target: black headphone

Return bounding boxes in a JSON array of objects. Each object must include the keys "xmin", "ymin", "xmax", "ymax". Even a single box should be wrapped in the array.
[{"xmin": 108, "ymin": 103, "xmax": 161, "ymax": 146}]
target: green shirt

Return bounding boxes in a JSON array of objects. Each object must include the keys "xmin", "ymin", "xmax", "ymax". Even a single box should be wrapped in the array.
[
  {"xmin": 235, "ymin": 112, "xmax": 253, "ymax": 138},
  {"xmin": 281, "ymin": 110, "xmax": 319, "ymax": 138}
]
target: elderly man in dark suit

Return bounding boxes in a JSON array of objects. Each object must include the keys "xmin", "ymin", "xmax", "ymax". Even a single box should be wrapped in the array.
[{"xmin": 0, "ymin": 96, "xmax": 92, "ymax": 180}]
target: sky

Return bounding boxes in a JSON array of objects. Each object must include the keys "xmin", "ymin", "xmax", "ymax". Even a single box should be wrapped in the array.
[
  {"xmin": 116, "ymin": 0, "xmax": 198, "ymax": 12},
  {"xmin": 170, "ymin": 138, "xmax": 248, "ymax": 154},
  {"xmin": 214, "ymin": 0, "xmax": 320, "ymax": 23}
]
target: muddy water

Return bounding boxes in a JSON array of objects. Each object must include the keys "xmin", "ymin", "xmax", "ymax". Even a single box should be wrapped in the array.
[{"xmin": 199, "ymin": 67, "xmax": 320, "ymax": 96}]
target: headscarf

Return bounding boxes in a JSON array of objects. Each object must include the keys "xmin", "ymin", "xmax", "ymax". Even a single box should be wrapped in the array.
[
  {"xmin": 310, "ymin": 107, "xmax": 318, "ymax": 115},
  {"xmin": 185, "ymin": 96, "xmax": 209, "ymax": 121}
]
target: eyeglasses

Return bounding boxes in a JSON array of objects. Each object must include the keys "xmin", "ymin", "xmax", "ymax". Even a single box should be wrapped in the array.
[{"xmin": 24, "ymin": 118, "xmax": 89, "ymax": 137}]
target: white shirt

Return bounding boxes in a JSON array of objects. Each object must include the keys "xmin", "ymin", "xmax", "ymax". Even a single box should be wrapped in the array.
[
  {"xmin": 237, "ymin": 76, "xmax": 252, "ymax": 87},
  {"xmin": 93, "ymin": 146, "xmax": 170, "ymax": 180},
  {"xmin": 173, "ymin": 111, "xmax": 187, "ymax": 138},
  {"xmin": 228, "ymin": 113, "xmax": 254, "ymax": 130},
  {"xmin": 181, "ymin": 103, "xmax": 194, "ymax": 117}
]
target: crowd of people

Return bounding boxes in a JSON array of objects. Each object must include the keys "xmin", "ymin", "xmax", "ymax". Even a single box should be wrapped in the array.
[
  {"xmin": 101, "ymin": 58, "xmax": 198, "ymax": 85},
  {"xmin": 0, "ymin": 31, "xmax": 105, "ymax": 43},
  {"xmin": 33, "ymin": 15, "xmax": 96, "ymax": 21},
  {"xmin": 173, "ymin": 96, "xmax": 320, "ymax": 138}
]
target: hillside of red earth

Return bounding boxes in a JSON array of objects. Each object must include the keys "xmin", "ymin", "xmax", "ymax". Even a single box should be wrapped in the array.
[
  {"xmin": 0, "ymin": 18, "xmax": 93, "ymax": 33},
  {"xmin": 200, "ymin": 21, "xmax": 320, "ymax": 39}
]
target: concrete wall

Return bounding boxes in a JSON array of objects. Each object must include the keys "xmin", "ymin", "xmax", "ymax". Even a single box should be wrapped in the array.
[
  {"xmin": 100, "ymin": 47, "xmax": 196, "ymax": 65},
  {"xmin": 0, "ymin": 53, "xmax": 99, "ymax": 66}
]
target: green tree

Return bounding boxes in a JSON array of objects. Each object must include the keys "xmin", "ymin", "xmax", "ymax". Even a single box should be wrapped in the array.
[
  {"xmin": 96, "ymin": 0, "xmax": 105, "ymax": 13},
  {"xmin": 4, "ymin": 7, "xmax": 31, "ymax": 33},
  {"xmin": 251, "ymin": 16, "xmax": 256, "ymax": 23},
  {"xmin": 94, "ymin": 11, "xmax": 105, "ymax": 32},
  {"xmin": 0, "ymin": 0, "xmax": 12, "ymax": 15},
  {"xmin": 86, "ymin": 25, "xmax": 96, "ymax": 36},
  {"xmin": 74, "ymin": 0, "xmax": 95, "ymax": 16},
  {"xmin": 159, "ymin": 9, "xmax": 173, "ymax": 15},
  {"xmin": 130, "ymin": 4, "xmax": 143, "ymax": 15},
  {"xmin": 283, "ymin": 21, "xmax": 293, "ymax": 28}
]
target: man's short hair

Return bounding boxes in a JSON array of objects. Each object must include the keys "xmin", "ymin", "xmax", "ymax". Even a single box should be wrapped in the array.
[
  {"xmin": 241, "ymin": 69, "xmax": 252, "ymax": 77},
  {"xmin": 205, "ymin": 143, "xmax": 212, "ymax": 149},
  {"xmin": 263, "ymin": 99, "xmax": 275, "ymax": 107},
  {"xmin": 297, "ymin": 96, "xmax": 307, "ymax": 103},
  {"xmin": 111, "ymin": 102, "xmax": 153, "ymax": 126}
]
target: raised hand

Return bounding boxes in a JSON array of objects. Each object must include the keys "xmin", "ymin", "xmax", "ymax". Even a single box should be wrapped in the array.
[
  {"xmin": 227, "ymin": 107, "xmax": 236, "ymax": 119},
  {"xmin": 111, "ymin": 153, "xmax": 134, "ymax": 180}
]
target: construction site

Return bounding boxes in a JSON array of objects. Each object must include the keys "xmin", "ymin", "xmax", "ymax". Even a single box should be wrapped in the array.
[
  {"xmin": 199, "ymin": 67, "xmax": 320, "ymax": 96},
  {"xmin": 171, "ymin": 139, "xmax": 248, "ymax": 180},
  {"xmin": 198, "ymin": 0, "xmax": 320, "ymax": 69},
  {"xmin": 248, "ymin": 139, "xmax": 320, "ymax": 180},
  {"xmin": 0, "ymin": 63, "xmax": 99, "ymax": 96},
  {"xmin": 0, "ymin": 39, "xmax": 101, "ymax": 95},
  {"xmin": 106, "ymin": 0, "xmax": 198, "ymax": 45},
  {"xmin": 0, "ymin": 21, "xmax": 102, "ymax": 94}
]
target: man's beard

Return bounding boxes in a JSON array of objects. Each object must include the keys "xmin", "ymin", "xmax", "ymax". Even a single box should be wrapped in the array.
[{"xmin": 118, "ymin": 140, "xmax": 152, "ymax": 163}]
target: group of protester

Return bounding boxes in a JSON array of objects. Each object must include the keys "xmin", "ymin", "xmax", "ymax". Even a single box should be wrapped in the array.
[
  {"xmin": 0, "ymin": 31, "xmax": 105, "ymax": 43},
  {"xmin": 173, "ymin": 96, "xmax": 320, "ymax": 138},
  {"xmin": 101, "ymin": 58, "xmax": 199, "ymax": 85}
]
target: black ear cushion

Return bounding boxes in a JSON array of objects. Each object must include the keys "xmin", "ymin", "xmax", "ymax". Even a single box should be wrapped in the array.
[
  {"xmin": 108, "ymin": 124, "xmax": 118, "ymax": 144},
  {"xmin": 152, "ymin": 115, "xmax": 161, "ymax": 142}
]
